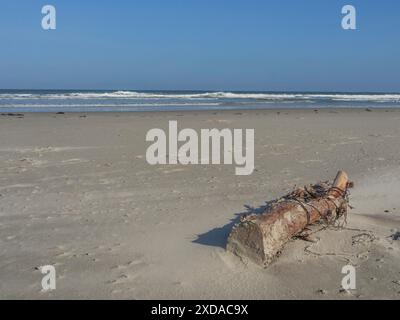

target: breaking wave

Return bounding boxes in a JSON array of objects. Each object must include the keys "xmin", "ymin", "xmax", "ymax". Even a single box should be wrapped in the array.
[{"xmin": 1, "ymin": 91, "xmax": 400, "ymax": 102}]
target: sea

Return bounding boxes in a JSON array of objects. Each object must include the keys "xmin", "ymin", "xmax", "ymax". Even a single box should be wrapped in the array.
[{"xmin": 1, "ymin": 90, "xmax": 400, "ymax": 113}]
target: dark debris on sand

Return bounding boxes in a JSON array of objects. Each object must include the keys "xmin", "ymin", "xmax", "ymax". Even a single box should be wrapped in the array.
[{"xmin": 1, "ymin": 113, "xmax": 24, "ymax": 118}]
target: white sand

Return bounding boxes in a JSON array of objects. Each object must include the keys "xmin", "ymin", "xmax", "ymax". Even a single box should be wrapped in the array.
[{"xmin": 0, "ymin": 109, "xmax": 399, "ymax": 299}]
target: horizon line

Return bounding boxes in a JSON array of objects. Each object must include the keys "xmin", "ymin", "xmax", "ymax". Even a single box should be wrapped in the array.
[{"xmin": 1, "ymin": 89, "xmax": 400, "ymax": 94}]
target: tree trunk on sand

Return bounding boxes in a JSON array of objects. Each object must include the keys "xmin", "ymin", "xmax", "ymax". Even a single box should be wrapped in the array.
[{"xmin": 226, "ymin": 171, "xmax": 350, "ymax": 267}]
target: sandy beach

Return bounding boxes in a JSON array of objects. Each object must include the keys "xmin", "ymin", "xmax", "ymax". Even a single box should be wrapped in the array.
[{"xmin": 1, "ymin": 108, "xmax": 400, "ymax": 299}]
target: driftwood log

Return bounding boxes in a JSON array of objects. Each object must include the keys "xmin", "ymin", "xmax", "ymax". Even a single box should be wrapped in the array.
[{"xmin": 226, "ymin": 171, "xmax": 350, "ymax": 267}]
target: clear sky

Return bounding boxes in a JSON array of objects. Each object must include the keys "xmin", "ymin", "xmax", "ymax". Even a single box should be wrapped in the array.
[{"xmin": 0, "ymin": 0, "xmax": 399, "ymax": 92}]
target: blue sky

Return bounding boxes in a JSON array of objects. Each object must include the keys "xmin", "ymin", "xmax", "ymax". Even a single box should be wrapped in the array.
[{"xmin": 0, "ymin": 0, "xmax": 399, "ymax": 91}]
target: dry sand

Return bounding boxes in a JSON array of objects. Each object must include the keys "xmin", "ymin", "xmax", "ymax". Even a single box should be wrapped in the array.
[{"xmin": 0, "ymin": 108, "xmax": 399, "ymax": 299}]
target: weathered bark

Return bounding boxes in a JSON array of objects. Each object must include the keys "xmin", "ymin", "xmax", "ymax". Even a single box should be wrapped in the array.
[{"xmin": 226, "ymin": 171, "xmax": 350, "ymax": 267}]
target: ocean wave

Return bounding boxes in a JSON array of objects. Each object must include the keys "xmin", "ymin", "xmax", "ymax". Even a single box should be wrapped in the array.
[
  {"xmin": 1, "ymin": 91, "xmax": 400, "ymax": 102},
  {"xmin": 0, "ymin": 102, "xmax": 221, "ymax": 108},
  {"xmin": 0, "ymin": 91, "xmax": 299, "ymax": 100}
]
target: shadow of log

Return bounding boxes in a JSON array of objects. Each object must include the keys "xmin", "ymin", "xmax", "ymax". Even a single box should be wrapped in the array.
[{"xmin": 192, "ymin": 201, "xmax": 274, "ymax": 248}]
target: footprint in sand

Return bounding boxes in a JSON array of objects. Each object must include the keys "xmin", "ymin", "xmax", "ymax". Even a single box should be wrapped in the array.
[
  {"xmin": 303, "ymin": 228, "xmax": 377, "ymax": 265},
  {"xmin": 352, "ymin": 232, "xmax": 376, "ymax": 246},
  {"xmin": 108, "ymin": 256, "xmax": 147, "ymax": 285}
]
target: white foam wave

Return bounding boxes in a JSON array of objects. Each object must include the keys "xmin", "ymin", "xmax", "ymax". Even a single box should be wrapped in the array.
[
  {"xmin": 1, "ymin": 91, "xmax": 400, "ymax": 102},
  {"xmin": 0, "ymin": 102, "xmax": 221, "ymax": 108},
  {"xmin": 0, "ymin": 91, "xmax": 299, "ymax": 100}
]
